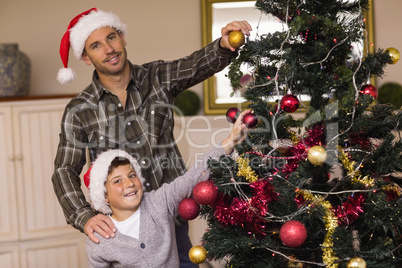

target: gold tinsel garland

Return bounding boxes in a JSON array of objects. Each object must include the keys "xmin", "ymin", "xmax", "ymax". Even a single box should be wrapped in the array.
[
  {"xmin": 236, "ymin": 157, "xmax": 259, "ymax": 182},
  {"xmin": 298, "ymin": 190, "xmax": 339, "ymax": 267},
  {"xmin": 337, "ymin": 146, "xmax": 375, "ymax": 187}
]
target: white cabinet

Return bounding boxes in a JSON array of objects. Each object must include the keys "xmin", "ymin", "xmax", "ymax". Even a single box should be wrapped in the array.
[{"xmin": 0, "ymin": 98, "xmax": 88, "ymax": 268}]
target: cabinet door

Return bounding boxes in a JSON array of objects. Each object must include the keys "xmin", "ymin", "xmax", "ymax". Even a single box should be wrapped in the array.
[
  {"xmin": 19, "ymin": 236, "xmax": 88, "ymax": 268},
  {"xmin": 11, "ymin": 99, "xmax": 77, "ymax": 240},
  {"xmin": 0, "ymin": 245, "xmax": 20, "ymax": 268},
  {"xmin": 0, "ymin": 106, "xmax": 19, "ymax": 242}
]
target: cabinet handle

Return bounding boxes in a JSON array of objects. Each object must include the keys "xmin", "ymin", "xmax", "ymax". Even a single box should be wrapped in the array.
[
  {"xmin": 8, "ymin": 155, "xmax": 15, "ymax": 161},
  {"xmin": 15, "ymin": 154, "xmax": 23, "ymax": 160}
]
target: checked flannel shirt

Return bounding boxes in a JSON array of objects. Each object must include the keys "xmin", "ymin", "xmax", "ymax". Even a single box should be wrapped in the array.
[{"xmin": 51, "ymin": 38, "xmax": 237, "ymax": 232}]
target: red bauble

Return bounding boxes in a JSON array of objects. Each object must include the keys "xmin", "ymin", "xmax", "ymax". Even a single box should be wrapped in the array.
[
  {"xmin": 178, "ymin": 198, "xmax": 200, "ymax": 220},
  {"xmin": 280, "ymin": 94, "xmax": 300, "ymax": 113},
  {"xmin": 239, "ymin": 74, "xmax": 253, "ymax": 88},
  {"xmin": 243, "ymin": 112, "xmax": 258, "ymax": 128},
  {"xmin": 359, "ymin": 84, "xmax": 378, "ymax": 99},
  {"xmin": 280, "ymin": 220, "xmax": 307, "ymax": 248},
  {"xmin": 226, "ymin": 107, "xmax": 241, "ymax": 123},
  {"xmin": 193, "ymin": 181, "xmax": 218, "ymax": 205}
]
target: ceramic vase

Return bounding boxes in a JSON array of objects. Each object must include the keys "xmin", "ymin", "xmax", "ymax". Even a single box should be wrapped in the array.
[{"xmin": 0, "ymin": 43, "xmax": 31, "ymax": 97}]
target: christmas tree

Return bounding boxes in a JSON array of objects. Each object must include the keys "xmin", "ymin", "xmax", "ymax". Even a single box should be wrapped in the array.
[{"xmin": 191, "ymin": 0, "xmax": 402, "ymax": 267}]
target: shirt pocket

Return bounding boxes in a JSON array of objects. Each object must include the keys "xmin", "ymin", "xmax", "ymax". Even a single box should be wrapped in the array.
[{"xmin": 144, "ymin": 100, "xmax": 173, "ymax": 139}]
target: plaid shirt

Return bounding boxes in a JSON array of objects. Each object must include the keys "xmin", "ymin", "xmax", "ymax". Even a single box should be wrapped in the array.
[{"xmin": 52, "ymin": 39, "xmax": 237, "ymax": 232}]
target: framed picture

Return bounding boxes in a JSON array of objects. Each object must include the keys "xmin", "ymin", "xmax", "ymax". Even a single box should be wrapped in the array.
[{"xmin": 201, "ymin": 0, "xmax": 375, "ymax": 114}]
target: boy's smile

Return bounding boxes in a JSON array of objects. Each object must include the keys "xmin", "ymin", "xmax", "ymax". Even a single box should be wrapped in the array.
[{"xmin": 105, "ymin": 164, "xmax": 143, "ymax": 221}]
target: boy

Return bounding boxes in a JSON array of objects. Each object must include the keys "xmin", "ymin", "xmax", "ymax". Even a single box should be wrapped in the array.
[{"xmin": 85, "ymin": 111, "xmax": 249, "ymax": 267}]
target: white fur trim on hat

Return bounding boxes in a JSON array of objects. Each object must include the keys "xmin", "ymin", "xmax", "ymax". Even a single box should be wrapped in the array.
[
  {"xmin": 89, "ymin": 149, "xmax": 145, "ymax": 214},
  {"xmin": 70, "ymin": 9, "xmax": 127, "ymax": 60},
  {"xmin": 57, "ymin": 67, "xmax": 76, "ymax": 84}
]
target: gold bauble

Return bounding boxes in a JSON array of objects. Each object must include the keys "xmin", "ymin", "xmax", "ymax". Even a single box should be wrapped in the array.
[
  {"xmin": 228, "ymin": 30, "xmax": 245, "ymax": 49},
  {"xmin": 307, "ymin": 145, "xmax": 327, "ymax": 166},
  {"xmin": 347, "ymin": 256, "xmax": 366, "ymax": 268},
  {"xmin": 385, "ymin": 47, "xmax": 400, "ymax": 64},
  {"xmin": 188, "ymin": 245, "xmax": 207, "ymax": 264}
]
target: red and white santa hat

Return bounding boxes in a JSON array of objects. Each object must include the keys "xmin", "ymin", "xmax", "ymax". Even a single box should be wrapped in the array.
[
  {"xmin": 83, "ymin": 149, "xmax": 145, "ymax": 214},
  {"xmin": 57, "ymin": 8, "xmax": 127, "ymax": 84}
]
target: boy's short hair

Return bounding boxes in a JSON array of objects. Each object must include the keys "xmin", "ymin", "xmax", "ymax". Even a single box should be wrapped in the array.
[{"xmin": 108, "ymin": 157, "xmax": 131, "ymax": 176}]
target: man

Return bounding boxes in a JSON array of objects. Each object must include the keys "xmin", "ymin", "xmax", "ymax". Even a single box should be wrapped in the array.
[{"xmin": 51, "ymin": 7, "xmax": 251, "ymax": 267}]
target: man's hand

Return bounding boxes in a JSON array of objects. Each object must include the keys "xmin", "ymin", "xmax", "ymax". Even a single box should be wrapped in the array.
[
  {"xmin": 220, "ymin": 20, "xmax": 252, "ymax": 51},
  {"xmin": 84, "ymin": 214, "xmax": 116, "ymax": 243}
]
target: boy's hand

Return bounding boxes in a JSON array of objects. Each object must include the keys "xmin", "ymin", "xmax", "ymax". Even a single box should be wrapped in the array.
[{"xmin": 222, "ymin": 110, "xmax": 250, "ymax": 155}]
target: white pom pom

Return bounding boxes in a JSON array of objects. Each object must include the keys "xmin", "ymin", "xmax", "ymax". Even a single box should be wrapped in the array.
[{"xmin": 57, "ymin": 67, "xmax": 76, "ymax": 84}]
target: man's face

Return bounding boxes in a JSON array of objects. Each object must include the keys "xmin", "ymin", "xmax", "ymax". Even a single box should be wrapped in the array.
[{"xmin": 82, "ymin": 27, "xmax": 128, "ymax": 76}]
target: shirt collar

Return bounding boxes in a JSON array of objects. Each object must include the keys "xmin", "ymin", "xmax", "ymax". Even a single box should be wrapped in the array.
[{"xmin": 89, "ymin": 61, "xmax": 135, "ymax": 104}]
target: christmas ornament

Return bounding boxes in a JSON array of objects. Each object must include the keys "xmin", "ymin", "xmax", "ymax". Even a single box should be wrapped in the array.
[
  {"xmin": 188, "ymin": 245, "xmax": 207, "ymax": 264},
  {"xmin": 385, "ymin": 47, "xmax": 400, "ymax": 64},
  {"xmin": 192, "ymin": 181, "xmax": 217, "ymax": 205},
  {"xmin": 228, "ymin": 30, "xmax": 245, "ymax": 49},
  {"xmin": 178, "ymin": 198, "xmax": 200, "ymax": 220},
  {"xmin": 307, "ymin": 145, "xmax": 327, "ymax": 165},
  {"xmin": 226, "ymin": 107, "xmax": 241, "ymax": 123},
  {"xmin": 280, "ymin": 94, "xmax": 300, "ymax": 113},
  {"xmin": 347, "ymin": 257, "xmax": 366, "ymax": 268},
  {"xmin": 243, "ymin": 112, "xmax": 258, "ymax": 128},
  {"xmin": 280, "ymin": 220, "xmax": 307, "ymax": 248},
  {"xmin": 237, "ymin": 157, "xmax": 258, "ymax": 182},
  {"xmin": 212, "ymin": 179, "xmax": 277, "ymax": 237},
  {"xmin": 298, "ymin": 190, "xmax": 339, "ymax": 266},
  {"xmin": 333, "ymin": 193, "xmax": 365, "ymax": 226},
  {"xmin": 338, "ymin": 146, "xmax": 375, "ymax": 187},
  {"xmin": 239, "ymin": 73, "xmax": 253, "ymax": 88},
  {"xmin": 359, "ymin": 84, "xmax": 378, "ymax": 99}
]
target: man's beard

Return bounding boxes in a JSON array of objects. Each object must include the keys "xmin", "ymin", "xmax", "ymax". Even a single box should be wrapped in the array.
[{"xmin": 93, "ymin": 47, "xmax": 128, "ymax": 76}]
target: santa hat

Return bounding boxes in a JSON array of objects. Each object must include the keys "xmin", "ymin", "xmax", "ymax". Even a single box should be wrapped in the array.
[
  {"xmin": 84, "ymin": 149, "xmax": 145, "ymax": 214},
  {"xmin": 57, "ymin": 8, "xmax": 127, "ymax": 84}
]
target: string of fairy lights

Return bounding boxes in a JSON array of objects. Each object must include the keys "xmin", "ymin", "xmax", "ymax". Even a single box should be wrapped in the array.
[{"xmin": 217, "ymin": 1, "xmax": 400, "ymax": 267}]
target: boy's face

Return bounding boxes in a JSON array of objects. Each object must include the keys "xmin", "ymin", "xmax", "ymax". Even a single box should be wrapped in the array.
[{"xmin": 105, "ymin": 164, "xmax": 143, "ymax": 221}]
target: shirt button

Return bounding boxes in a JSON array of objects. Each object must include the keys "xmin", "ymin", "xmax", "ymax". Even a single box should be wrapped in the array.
[
  {"xmin": 137, "ymin": 141, "xmax": 141, "ymax": 144},
  {"xmin": 127, "ymin": 122, "xmax": 131, "ymax": 126},
  {"xmin": 100, "ymin": 136, "xmax": 104, "ymax": 140},
  {"xmin": 118, "ymin": 103, "xmax": 122, "ymax": 107},
  {"xmin": 151, "ymin": 110, "xmax": 155, "ymax": 115},
  {"xmin": 140, "ymin": 243, "xmax": 146, "ymax": 249}
]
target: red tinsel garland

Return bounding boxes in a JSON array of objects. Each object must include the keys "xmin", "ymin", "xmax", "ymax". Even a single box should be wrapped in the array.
[
  {"xmin": 212, "ymin": 179, "xmax": 278, "ymax": 237},
  {"xmin": 347, "ymin": 131, "xmax": 371, "ymax": 149},
  {"xmin": 295, "ymin": 192, "xmax": 366, "ymax": 226},
  {"xmin": 333, "ymin": 193, "xmax": 365, "ymax": 226},
  {"xmin": 283, "ymin": 123, "xmax": 325, "ymax": 173}
]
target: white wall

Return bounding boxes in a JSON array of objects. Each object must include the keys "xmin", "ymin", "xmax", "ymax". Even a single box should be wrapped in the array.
[
  {"xmin": 0, "ymin": 0, "xmax": 202, "ymax": 102},
  {"xmin": 373, "ymin": 0, "xmax": 402, "ymax": 87},
  {"xmin": 1, "ymin": 0, "xmax": 401, "ymax": 109}
]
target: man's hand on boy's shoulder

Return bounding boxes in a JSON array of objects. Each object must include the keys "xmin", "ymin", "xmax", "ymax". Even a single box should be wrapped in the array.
[{"xmin": 85, "ymin": 214, "xmax": 116, "ymax": 243}]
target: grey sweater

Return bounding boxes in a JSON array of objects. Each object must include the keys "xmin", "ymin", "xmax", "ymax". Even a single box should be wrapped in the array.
[{"xmin": 85, "ymin": 146, "xmax": 225, "ymax": 267}]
